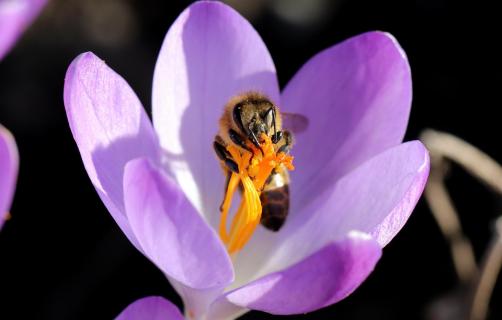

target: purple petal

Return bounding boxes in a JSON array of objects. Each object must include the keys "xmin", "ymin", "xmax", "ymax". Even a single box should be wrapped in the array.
[
  {"xmin": 115, "ymin": 296, "xmax": 184, "ymax": 320},
  {"xmin": 0, "ymin": 125, "xmax": 18, "ymax": 229},
  {"xmin": 0, "ymin": 0, "xmax": 47, "ymax": 60},
  {"xmin": 123, "ymin": 157, "xmax": 233, "ymax": 289},
  {"xmin": 282, "ymin": 31, "xmax": 412, "ymax": 213},
  {"xmin": 260, "ymin": 141, "xmax": 428, "ymax": 275},
  {"xmin": 152, "ymin": 1, "xmax": 279, "ymax": 227},
  {"xmin": 220, "ymin": 232, "xmax": 381, "ymax": 315},
  {"xmin": 63, "ymin": 52, "xmax": 160, "ymax": 251},
  {"xmin": 233, "ymin": 141, "xmax": 428, "ymax": 287}
]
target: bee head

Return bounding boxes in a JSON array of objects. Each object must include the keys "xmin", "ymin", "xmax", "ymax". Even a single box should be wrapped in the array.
[{"xmin": 233, "ymin": 99, "xmax": 277, "ymax": 148}]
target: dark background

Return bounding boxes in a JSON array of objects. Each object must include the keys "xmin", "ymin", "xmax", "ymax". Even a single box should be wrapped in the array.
[{"xmin": 0, "ymin": 0, "xmax": 500, "ymax": 319}]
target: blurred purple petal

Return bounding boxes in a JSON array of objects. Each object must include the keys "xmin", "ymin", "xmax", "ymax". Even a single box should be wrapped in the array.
[
  {"xmin": 152, "ymin": 1, "xmax": 279, "ymax": 227},
  {"xmin": 282, "ymin": 32, "xmax": 412, "ymax": 213},
  {"xmin": 115, "ymin": 296, "xmax": 184, "ymax": 320},
  {"xmin": 123, "ymin": 158, "xmax": 233, "ymax": 289},
  {"xmin": 63, "ymin": 52, "xmax": 161, "ymax": 251},
  {"xmin": 0, "ymin": 125, "xmax": 18, "ymax": 229},
  {"xmin": 223, "ymin": 232, "xmax": 381, "ymax": 315},
  {"xmin": 0, "ymin": 0, "xmax": 47, "ymax": 60}
]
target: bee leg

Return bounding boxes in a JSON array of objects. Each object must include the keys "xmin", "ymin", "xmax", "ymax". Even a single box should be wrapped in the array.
[
  {"xmin": 277, "ymin": 130, "xmax": 293, "ymax": 154},
  {"xmin": 214, "ymin": 140, "xmax": 239, "ymax": 173},
  {"xmin": 229, "ymin": 129, "xmax": 253, "ymax": 152},
  {"xmin": 272, "ymin": 131, "xmax": 283, "ymax": 144},
  {"xmin": 213, "ymin": 139, "xmax": 231, "ymax": 161},
  {"xmin": 224, "ymin": 159, "xmax": 239, "ymax": 173}
]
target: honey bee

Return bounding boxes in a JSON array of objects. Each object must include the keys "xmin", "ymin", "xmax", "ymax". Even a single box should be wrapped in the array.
[{"xmin": 214, "ymin": 92, "xmax": 305, "ymax": 231}]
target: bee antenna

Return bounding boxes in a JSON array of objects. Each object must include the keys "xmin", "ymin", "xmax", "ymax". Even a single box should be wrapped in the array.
[
  {"xmin": 248, "ymin": 122, "xmax": 264, "ymax": 155},
  {"xmin": 271, "ymin": 107, "xmax": 277, "ymax": 140}
]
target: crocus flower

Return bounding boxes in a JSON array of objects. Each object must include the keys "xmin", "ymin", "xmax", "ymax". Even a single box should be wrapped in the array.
[
  {"xmin": 0, "ymin": 0, "xmax": 47, "ymax": 60},
  {"xmin": 0, "ymin": 125, "xmax": 18, "ymax": 230},
  {"xmin": 63, "ymin": 1, "xmax": 429, "ymax": 319}
]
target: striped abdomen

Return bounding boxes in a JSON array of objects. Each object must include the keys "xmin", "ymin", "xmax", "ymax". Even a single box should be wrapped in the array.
[{"xmin": 260, "ymin": 169, "xmax": 290, "ymax": 231}]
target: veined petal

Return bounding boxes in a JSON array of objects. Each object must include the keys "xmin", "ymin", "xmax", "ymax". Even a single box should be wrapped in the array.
[
  {"xmin": 152, "ymin": 1, "xmax": 279, "ymax": 227},
  {"xmin": 282, "ymin": 31, "xmax": 412, "ymax": 214},
  {"xmin": 63, "ymin": 52, "xmax": 161, "ymax": 251},
  {"xmin": 115, "ymin": 296, "xmax": 184, "ymax": 320},
  {"xmin": 123, "ymin": 158, "xmax": 233, "ymax": 290},
  {"xmin": 0, "ymin": 125, "xmax": 18, "ymax": 229},
  {"xmin": 215, "ymin": 232, "xmax": 381, "ymax": 315},
  {"xmin": 234, "ymin": 141, "xmax": 427, "ymax": 288},
  {"xmin": 263, "ymin": 141, "xmax": 428, "ymax": 275},
  {"xmin": 0, "ymin": 0, "xmax": 47, "ymax": 60}
]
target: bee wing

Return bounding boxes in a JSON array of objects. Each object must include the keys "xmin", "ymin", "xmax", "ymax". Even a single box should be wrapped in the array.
[{"xmin": 281, "ymin": 112, "xmax": 309, "ymax": 134}]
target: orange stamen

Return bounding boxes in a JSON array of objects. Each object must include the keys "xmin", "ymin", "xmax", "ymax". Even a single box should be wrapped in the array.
[
  {"xmin": 218, "ymin": 134, "xmax": 294, "ymax": 253},
  {"xmin": 218, "ymin": 172, "xmax": 240, "ymax": 244}
]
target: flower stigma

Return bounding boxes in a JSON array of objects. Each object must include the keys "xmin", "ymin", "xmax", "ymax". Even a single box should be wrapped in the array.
[{"xmin": 219, "ymin": 134, "xmax": 294, "ymax": 254}]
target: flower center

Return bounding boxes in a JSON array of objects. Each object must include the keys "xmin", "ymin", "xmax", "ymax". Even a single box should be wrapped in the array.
[{"xmin": 218, "ymin": 134, "xmax": 294, "ymax": 254}]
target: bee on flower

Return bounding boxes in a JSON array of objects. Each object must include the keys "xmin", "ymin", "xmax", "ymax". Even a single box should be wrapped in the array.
[{"xmin": 63, "ymin": 1, "xmax": 429, "ymax": 319}]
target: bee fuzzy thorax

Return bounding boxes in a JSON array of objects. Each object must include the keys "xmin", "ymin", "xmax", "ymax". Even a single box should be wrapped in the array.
[{"xmin": 218, "ymin": 134, "xmax": 294, "ymax": 254}]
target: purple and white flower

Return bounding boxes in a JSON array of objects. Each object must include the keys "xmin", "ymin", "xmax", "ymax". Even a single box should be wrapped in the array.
[
  {"xmin": 0, "ymin": 0, "xmax": 47, "ymax": 60},
  {"xmin": 0, "ymin": 125, "xmax": 18, "ymax": 230},
  {"xmin": 63, "ymin": 1, "xmax": 429, "ymax": 319}
]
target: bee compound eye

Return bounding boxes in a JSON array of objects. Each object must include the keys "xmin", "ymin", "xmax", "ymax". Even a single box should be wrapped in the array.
[{"xmin": 232, "ymin": 103, "xmax": 246, "ymax": 133}]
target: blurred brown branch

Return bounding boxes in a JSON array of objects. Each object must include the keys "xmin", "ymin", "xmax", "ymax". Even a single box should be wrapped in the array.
[
  {"xmin": 421, "ymin": 129, "xmax": 502, "ymax": 320},
  {"xmin": 422, "ymin": 130, "xmax": 502, "ymax": 194},
  {"xmin": 470, "ymin": 218, "xmax": 502, "ymax": 320}
]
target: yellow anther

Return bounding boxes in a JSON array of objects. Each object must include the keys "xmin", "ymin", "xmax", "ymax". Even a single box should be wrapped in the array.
[{"xmin": 218, "ymin": 134, "xmax": 294, "ymax": 254}]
